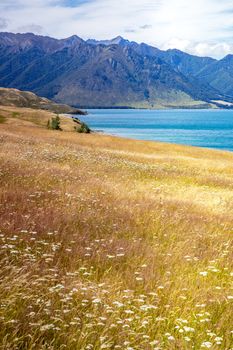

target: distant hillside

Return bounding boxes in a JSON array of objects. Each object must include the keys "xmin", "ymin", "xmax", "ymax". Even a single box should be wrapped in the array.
[
  {"xmin": 0, "ymin": 87, "xmax": 86, "ymax": 114},
  {"xmin": 0, "ymin": 32, "xmax": 231, "ymax": 108}
]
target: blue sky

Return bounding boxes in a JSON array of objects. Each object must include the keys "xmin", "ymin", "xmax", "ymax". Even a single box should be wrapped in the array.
[{"xmin": 1, "ymin": 0, "xmax": 233, "ymax": 58}]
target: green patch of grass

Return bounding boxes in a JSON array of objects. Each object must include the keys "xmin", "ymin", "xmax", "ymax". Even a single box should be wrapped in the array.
[{"xmin": 12, "ymin": 111, "xmax": 20, "ymax": 118}]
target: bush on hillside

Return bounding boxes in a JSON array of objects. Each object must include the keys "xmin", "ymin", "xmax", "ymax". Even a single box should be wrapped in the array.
[
  {"xmin": 47, "ymin": 114, "xmax": 62, "ymax": 130},
  {"xmin": 74, "ymin": 122, "xmax": 91, "ymax": 134},
  {"xmin": 72, "ymin": 117, "xmax": 91, "ymax": 133}
]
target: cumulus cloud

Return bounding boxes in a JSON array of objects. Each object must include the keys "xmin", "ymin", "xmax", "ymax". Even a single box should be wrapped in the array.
[
  {"xmin": 125, "ymin": 28, "xmax": 137, "ymax": 33},
  {"xmin": 1, "ymin": 0, "xmax": 233, "ymax": 58},
  {"xmin": 192, "ymin": 42, "xmax": 233, "ymax": 58},
  {"xmin": 0, "ymin": 17, "xmax": 9, "ymax": 30},
  {"xmin": 140, "ymin": 25, "xmax": 152, "ymax": 30},
  {"xmin": 17, "ymin": 24, "xmax": 44, "ymax": 34},
  {"xmin": 161, "ymin": 38, "xmax": 233, "ymax": 58}
]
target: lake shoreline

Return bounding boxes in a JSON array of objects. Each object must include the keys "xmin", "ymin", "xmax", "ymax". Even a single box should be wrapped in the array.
[{"xmin": 78, "ymin": 108, "xmax": 233, "ymax": 152}]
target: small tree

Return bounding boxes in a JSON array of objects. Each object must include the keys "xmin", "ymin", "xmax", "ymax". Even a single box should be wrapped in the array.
[
  {"xmin": 74, "ymin": 122, "xmax": 91, "ymax": 134},
  {"xmin": 47, "ymin": 114, "xmax": 62, "ymax": 130},
  {"xmin": 72, "ymin": 117, "xmax": 91, "ymax": 133}
]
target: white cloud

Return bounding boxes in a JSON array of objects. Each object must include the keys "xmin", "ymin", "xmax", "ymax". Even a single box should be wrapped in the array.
[
  {"xmin": 193, "ymin": 42, "xmax": 233, "ymax": 58},
  {"xmin": 161, "ymin": 38, "xmax": 233, "ymax": 58},
  {"xmin": 0, "ymin": 17, "xmax": 8, "ymax": 30},
  {"xmin": 1, "ymin": 0, "xmax": 233, "ymax": 58},
  {"xmin": 17, "ymin": 24, "xmax": 44, "ymax": 34}
]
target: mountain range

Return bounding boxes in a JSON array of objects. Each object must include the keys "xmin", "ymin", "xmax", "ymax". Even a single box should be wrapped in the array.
[{"xmin": 1, "ymin": 32, "xmax": 233, "ymax": 109}]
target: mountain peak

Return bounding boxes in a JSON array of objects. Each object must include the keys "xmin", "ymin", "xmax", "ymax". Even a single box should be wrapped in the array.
[
  {"xmin": 111, "ymin": 36, "xmax": 125, "ymax": 43},
  {"xmin": 86, "ymin": 36, "xmax": 129, "ymax": 47},
  {"xmin": 221, "ymin": 54, "xmax": 233, "ymax": 62},
  {"xmin": 167, "ymin": 48, "xmax": 183, "ymax": 54},
  {"xmin": 62, "ymin": 35, "xmax": 84, "ymax": 46}
]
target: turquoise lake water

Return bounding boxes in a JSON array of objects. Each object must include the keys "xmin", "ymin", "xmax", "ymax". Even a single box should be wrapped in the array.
[{"xmin": 80, "ymin": 109, "xmax": 233, "ymax": 151}]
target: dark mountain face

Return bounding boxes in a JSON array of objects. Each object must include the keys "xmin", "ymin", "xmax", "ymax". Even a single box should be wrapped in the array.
[
  {"xmin": 154, "ymin": 49, "xmax": 216, "ymax": 77},
  {"xmin": 0, "ymin": 32, "xmax": 230, "ymax": 108},
  {"xmin": 84, "ymin": 39, "xmax": 216, "ymax": 76},
  {"xmin": 52, "ymin": 45, "xmax": 207, "ymax": 107},
  {"xmin": 196, "ymin": 55, "xmax": 233, "ymax": 98}
]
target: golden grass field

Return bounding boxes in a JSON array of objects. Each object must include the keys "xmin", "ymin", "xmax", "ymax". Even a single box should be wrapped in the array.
[{"xmin": 0, "ymin": 107, "xmax": 233, "ymax": 349}]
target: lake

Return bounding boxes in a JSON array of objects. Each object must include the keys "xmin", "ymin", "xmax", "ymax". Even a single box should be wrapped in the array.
[{"xmin": 79, "ymin": 109, "xmax": 233, "ymax": 152}]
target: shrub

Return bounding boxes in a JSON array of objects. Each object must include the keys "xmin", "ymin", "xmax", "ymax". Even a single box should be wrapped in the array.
[
  {"xmin": 74, "ymin": 122, "xmax": 91, "ymax": 134},
  {"xmin": 47, "ymin": 114, "xmax": 62, "ymax": 130},
  {"xmin": 72, "ymin": 117, "xmax": 91, "ymax": 134}
]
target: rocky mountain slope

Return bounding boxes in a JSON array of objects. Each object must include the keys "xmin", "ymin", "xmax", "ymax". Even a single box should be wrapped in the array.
[
  {"xmin": 196, "ymin": 54, "xmax": 233, "ymax": 97},
  {"xmin": 88, "ymin": 36, "xmax": 216, "ymax": 77},
  {"xmin": 0, "ymin": 32, "xmax": 231, "ymax": 108}
]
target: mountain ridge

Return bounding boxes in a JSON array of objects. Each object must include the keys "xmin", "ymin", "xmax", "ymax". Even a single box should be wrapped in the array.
[{"xmin": 0, "ymin": 32, "xmax": 232, "ymax": 108}]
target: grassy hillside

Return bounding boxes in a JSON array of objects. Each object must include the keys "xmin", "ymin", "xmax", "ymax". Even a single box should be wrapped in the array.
[
  {"xmin": 0, "ymin": 105, "xmax": 81, "ymax": 131},
  {"xmin": 0, "ymin": 110, "xmax": 233, "ymax": 349},
  {"xmin": 0, "ymin": 87, "xmax": 86, "ymax": 115}
]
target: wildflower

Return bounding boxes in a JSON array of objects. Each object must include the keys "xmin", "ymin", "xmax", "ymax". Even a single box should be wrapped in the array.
[
  {"xmin": 110, "ymin": 324, "xmax": 117, "ymax": 329},
  {"xmin": 167, "ymin": 335, "xmax": 175, "ymax": 341},
  {"xmin": 140, "ymin": 304, "xmax": 157, "ymax": 311},
  {"xmin": 183, "ymin": 326, "xmax": 195, "ymax": 333},
  {"xmin": 125, "ymin": 310, "xmax": 134, "ymax": 314},
  {"xmin": 157, "ymin": 286, "xmax": 164, "ymax": 290},
  {"xmin": 135, "ymin": 277, "xmax": 143, "ymax": 281},
  {"xmin": 201, "ymin": 341, "xmax": 212, "ymax": 348},
  {"xmin": 100, "ymin": 344, "xmax": 112, "ymax": 349},
  {"xmin": 92, "ymin": 298, "xmax": 101, "ymax": 304},
  {"xmin": 113, "ymin": 301, "xmax": 124, "ymax": 308},
  {"xmin": 199, "ymin": 271, "xmax": 208, "ymax": 277},
  {"xmin": 184, "ymin": 336, "xmax": 191, "ymax": 342},
  {"xmin": 150, "ymin": 340, "xmax": 159, "ymax": 346},
  {"xmin": 156, "ymin": 317, "xmax": 165, "ymax": 322},
  {"xmin": 215, "ymin": 337, "xmax": 223, "ymax": 344},
  {"xmin": 196, "ymin": 303, "xmax": 206, "ymax": 308},
  {"xmin": 207, "ymin": 332, "xmax": 216, "ymax": 337},
  {"xmin": 40, "ymin": 324, "xmax": 55, "ymax": 331}
]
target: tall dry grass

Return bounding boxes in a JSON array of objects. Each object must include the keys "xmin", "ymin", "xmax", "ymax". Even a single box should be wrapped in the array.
[{"xmin": 0, "ymin": 115, "xmax": 233, "ymax": 349}]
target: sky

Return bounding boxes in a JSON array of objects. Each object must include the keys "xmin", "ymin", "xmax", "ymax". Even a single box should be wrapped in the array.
[{"xmin": 1, "ymin": 0, "xmax": 233, "ymax": 58}]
